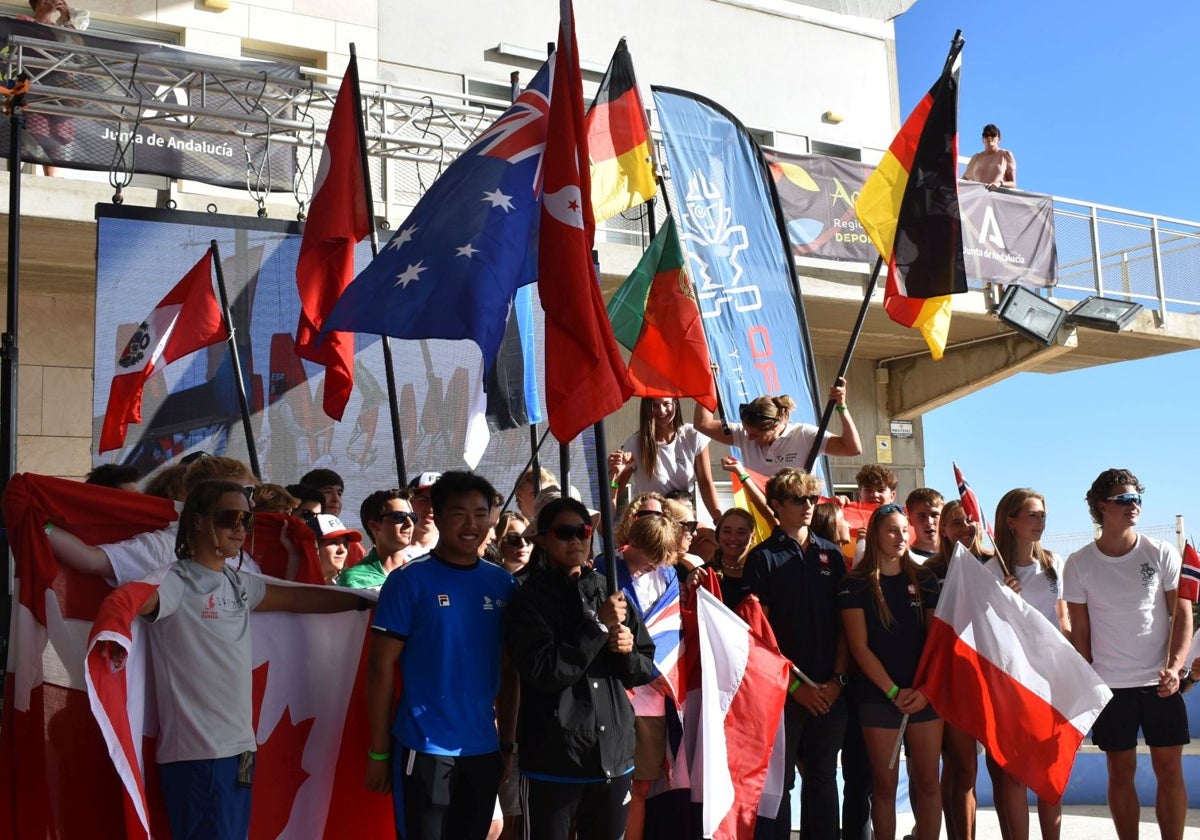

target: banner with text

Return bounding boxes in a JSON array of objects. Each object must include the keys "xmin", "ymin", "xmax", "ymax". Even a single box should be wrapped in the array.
[
  {"xmin": 0, "ymin": 16, "xmax": 298, "ymax": 189},
  {"xmin": 766, "ymin": 151, "xmax": 1058, "ymax": 288}
]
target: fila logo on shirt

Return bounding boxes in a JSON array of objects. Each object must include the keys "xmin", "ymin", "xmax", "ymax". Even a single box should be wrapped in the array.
[{"xmin": 438, "ymin": 594, "xmax": 451, "ymax": 607}]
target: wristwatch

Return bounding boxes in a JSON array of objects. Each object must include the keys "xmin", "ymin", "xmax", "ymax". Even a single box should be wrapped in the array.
[{"xmin": 833, "ymin": 672, "xmax": 849, "ymax": 687}]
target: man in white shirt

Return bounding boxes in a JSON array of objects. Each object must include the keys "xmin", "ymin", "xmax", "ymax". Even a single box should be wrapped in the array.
[{"xmin": 1063, "ymin": 468, "xmax": 1191, "ymax": 840}]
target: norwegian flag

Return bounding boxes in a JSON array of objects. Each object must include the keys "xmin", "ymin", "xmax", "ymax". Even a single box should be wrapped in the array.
[
  {"xmin": 1180, "ymin": 541, "xmax": 1200, "ymax": 602},
  {"xmin": 954, "ymin": 461, "xmax": 993, "ymax": 539}
]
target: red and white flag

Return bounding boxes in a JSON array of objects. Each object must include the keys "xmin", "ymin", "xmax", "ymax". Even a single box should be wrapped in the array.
[
  {"xmin": 694, "ymin": 587, "xmax": 791, "ymax": 839},
  {"xmin": 914, "ymin": 546, "xmax": 1112, "ymax": 803},
  {"xmin": 99, "ymin": 249, "xmax": 226, "ymax": 453},
  {"xmin": 1180, "ymin": 541, "xmax": 1200, "ymax": 602},
  {"xmin": 953, "ymin": 461, "xmax": 993, "ymax": 539},
  {"xmin": 294, "ymin": 55, "xmax": 371, "ymax": 422},
  {"xmin": 537, "ymin": 0, "xmax": 632, "ymax": 443}
]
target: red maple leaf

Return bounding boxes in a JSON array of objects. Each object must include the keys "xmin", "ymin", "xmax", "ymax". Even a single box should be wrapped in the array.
[{"xmin": 250, "ymin": 661, "xmax": 316, "ymax": 839}]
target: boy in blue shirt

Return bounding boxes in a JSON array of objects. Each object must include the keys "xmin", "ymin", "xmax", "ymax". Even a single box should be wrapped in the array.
[{"xmin": 366, "ymin": 471, "xmax": 518, "ymax": 840}]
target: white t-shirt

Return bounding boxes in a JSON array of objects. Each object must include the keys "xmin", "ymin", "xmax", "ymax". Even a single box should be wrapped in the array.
[
  {"xmin": 102, "ymin": 523, "xmax": 262, "ymax": 586},
  {"xmin": 986, "ymin": 552, "xmax": 1063, "ymax": 624},
  {"xmin": 730, "ymin": 422, "xmax": 830, "ymax": 476},
  {"xmin": 621, "ymin": 424, "xmax": 710, "ymax": 497},
  {"xmin": 1062, "ymin": 535, "xmax": 1181, "ymax": 688}
]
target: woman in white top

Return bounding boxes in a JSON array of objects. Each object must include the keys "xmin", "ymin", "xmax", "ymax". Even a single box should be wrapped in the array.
[
  {"xmin": 692, "ymin": 379, "xmax": 861, "ymax": 477},
  {"xmin": 609, "ymin": 397, "xmax": 720, "ymax": 521},
  {"xmin": 986, "ymin": 488, "xmax": 1067, "ymax": 840}
]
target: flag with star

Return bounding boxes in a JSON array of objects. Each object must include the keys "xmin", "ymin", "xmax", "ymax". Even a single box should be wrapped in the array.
[{"xmin": 321, "ymin": 59, "xmax": 553, "ymax": 381}]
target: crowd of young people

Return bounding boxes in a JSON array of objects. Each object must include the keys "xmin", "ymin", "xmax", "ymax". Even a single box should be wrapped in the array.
[{"xmin": 38, "ymin": 387, "xmax": 1199, "ymax": 840}]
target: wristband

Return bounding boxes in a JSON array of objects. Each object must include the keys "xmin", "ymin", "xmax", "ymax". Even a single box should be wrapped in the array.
[
  {"xmin": 609, "ymin": 479, "xmax": 619, "ymax": 489},
  {"xmin": 788, "ymin": 678, "xmax": 801, "ymax": 694},
  {"xmin": 367, "ymin": 749, "xmax": 391, "ymax": 761},
  {"xmin": 499, "ymin": 741, "xmax": 516, "ymax": 755},
  {"xmin": 835, "ymin": 404, "xmax": 848, "ymax": 413},
  {"xmin": 886, "ymin": 684, "xmax": 900, "ymax": 700},
  {"xmin": 43, "ymin": 521, "xmax": 53, "ymax": 536},
  {"xmin": 738, "ymin": 473, "xmax": 751, "ymax": 482}
]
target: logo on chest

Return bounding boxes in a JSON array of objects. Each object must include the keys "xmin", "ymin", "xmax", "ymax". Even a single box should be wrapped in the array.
[
  {"xmin": 438, "ymin": 594, "xmax": 451, "ymax": 607},
  {"xmin": 1140, "ymin": 562, "xmax": 1156, "ymax": 587}
]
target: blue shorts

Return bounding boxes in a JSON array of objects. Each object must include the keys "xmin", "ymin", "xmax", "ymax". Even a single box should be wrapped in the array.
[{"xmin": 158, "ymin": 754, "xmax": 252, "ymax": 840}]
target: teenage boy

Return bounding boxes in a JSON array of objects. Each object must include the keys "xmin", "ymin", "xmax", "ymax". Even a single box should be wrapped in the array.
[
  {"xmin": 904, "ymin": 488, "xmax": 944, "ymax": 562},
  {"xmin": 406, "ymin": 470, "xmax": 443, "ymax": 558},
  {"xmin": 300, "ymin": 468, "xmax": 366, "ymax": 567},
  {"xmin": 744, "ymin": 468, "xmax": 848, "ymax": 840},
  {"xmin": 337, "ymin": 489, "xmax": 417, "ymax": 589},
  {"xmin": 366, "ymin": 471, "xmax": 518, "ymax": 840},
  {"xmin": 1063, "ymin": 469, "xmax": 1191, "ymax": 840}
]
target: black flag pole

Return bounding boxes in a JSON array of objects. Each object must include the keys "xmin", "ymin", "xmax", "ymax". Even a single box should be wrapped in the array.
[
  {"xmin": 210, "ymin": 239, "xmax": 262, "ymax": 479},
  {"xmin": 348, "ymin": 44, "xmax": 407, "ymax": 486},
  {"xmin": 802, "ymin": 256, "xmax": 883, "ymax": 473},
  {"xmin": 594, "ymin": 419, "xmax": 619, "ymax": 594}
]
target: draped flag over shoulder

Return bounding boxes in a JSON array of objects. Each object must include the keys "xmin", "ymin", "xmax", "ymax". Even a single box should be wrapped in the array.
[
  {"xmin": 538, "ymin": 0, "xmax": 633, "ymax": 442},
  {"xmin": 586, "ymin": 37, "xmax": 656, "ymax": 222},
  {"xmin": 653, "ymin": 86, "xmax": 821, "ymax": 428},
  {"xmin": 100, "ymin": 249, "xmax": 227, "ymax": 453},
  {"xmin": 855, "ymin": 33, "xmax": 966, "ymax": 360},
  {"xmin": 322, "ymin": 57, "xmax": 553, "ymax": 398},
  {"xmin": 294, "ymin": 55, "xmax": 371, "ymax": 421},
  {"xmin": 1179, "ymin": 541, "xmax": 1200, "ymax": 602},
  {"xmin": 914, "ymin": 545, "xmax": 1112, "ymax": 803},
  {"xmin": 606, "ymin": 215, "xmax": 717, "ymax": 410},
  {"xmin": 953, "ymin": 461, "xmax": 993, "ymax": 539}
]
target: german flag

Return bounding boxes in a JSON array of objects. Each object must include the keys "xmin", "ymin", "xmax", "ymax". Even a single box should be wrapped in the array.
[
  {"xmin": 606, "ymin": 215, "xmax": 717, "ymax": 410},
  {"xmin": 586, "ymin": 38, "xmax": 656, "ymax": 222},
  {"xmin": 855, "ymin": 34, "xmax": 966, "ymax": 359}
]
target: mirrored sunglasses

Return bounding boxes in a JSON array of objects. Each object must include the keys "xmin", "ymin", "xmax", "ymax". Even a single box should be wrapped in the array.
[
  {"xmin": 212, "ymin": 509, "xmax": 254, "ymax": 531},
  {"xmin": 1105, "ymin": 493, "xmax": 1142, "ymax": 507}
]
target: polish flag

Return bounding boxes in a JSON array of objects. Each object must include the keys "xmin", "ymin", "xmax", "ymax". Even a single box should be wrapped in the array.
[
  {"xmin": 914, "ymin": 546, "xmax": 1112, "ymax": 803},
  {"xmin": 1179, "ymin": 542, "xmax": 1200, "ymax": 602},
  {"xmin": 99, "ymin": 249, "xmax": 227, "ymax": 453},
  {"xmin": 694, "ymin": 587, "xmax": 791, "ymax": 839}
]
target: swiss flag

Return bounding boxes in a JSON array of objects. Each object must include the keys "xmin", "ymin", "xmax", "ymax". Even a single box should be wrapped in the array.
[
  {"xmin": 537, "ymin": 0, "xmax": 632, "ymax": 442},
  {"xmin": 99, "ymin": 249, "xmax": 227, "ymax": 453},
  {"xmin": 294, "ymin": 55, "xmax": 371, "ymax": 421}
]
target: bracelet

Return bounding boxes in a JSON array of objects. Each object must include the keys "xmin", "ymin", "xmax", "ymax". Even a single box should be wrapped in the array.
[
  {"xmin": 886, "ymin": 684, "xmax": 900, "ymax": 700},
  {"xmin": 738, "ymin": 473, "xmax": 751, "ymax": 482},
  {"xmin": 367, "ymin": 749, "xmax": 391, "ymax": 761},
  {"xmin": 788, "ymin": 678, "xmax": 801, "ymax": 694},
  {"xmin": 499, "ymin": 741, "xmax": 517, "ymax": 755},
  {"xmin": 43, "ymin": 521, "xmax": 53, "ymax": 536},
  {"xmin": 835, "ymin": 405, "xmax": 848, "ymax": 414},
  {"xmin": 609, "ymin": 479, "xmax": 619, "ymax": 489}
]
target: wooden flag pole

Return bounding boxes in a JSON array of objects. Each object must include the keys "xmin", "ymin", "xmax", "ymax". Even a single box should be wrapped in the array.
[{"xmin": 210, "ymin": 239, "xmax": 262, "ymax": 479}]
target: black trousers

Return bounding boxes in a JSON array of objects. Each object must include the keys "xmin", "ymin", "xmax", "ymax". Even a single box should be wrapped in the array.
[
  {"xmin": 756, "ymin": 696, "xmax": 847, "ymax": 840},
  {"xmin": 398, "ymin": 749, "xmax": 502, "ymax": 840},
  {"xmin": 521, "ymin": 773, "xmax": 633, "ymax": 840}
]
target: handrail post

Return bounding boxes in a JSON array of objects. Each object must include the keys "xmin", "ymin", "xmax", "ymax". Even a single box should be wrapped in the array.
[
  {"xmin": 1151, "ymin": 217, "xmax": 1167, "ymax": 325},
  {"xmin": 1089, "ymin": 204, "xmax": 1104, "ymax": 296}
]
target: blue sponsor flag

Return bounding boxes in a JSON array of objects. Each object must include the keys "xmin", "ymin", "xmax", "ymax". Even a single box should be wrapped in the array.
[
  {"xmin": 652, "ymin": 87, "xmax": 820, "ymax": 428},
  {"xmin": 322, "ymin": 58, "xmax": 553, "ymax": 375}
]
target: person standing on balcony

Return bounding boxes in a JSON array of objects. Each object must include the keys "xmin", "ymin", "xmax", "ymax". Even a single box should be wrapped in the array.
[{"xmin": 963, "ymin": 124, "xmax": 1016, "ymax": 191}]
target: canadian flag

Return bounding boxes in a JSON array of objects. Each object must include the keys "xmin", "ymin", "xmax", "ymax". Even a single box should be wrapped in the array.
[
  {"xmin": 99, "ymin": 249, "xmax": 227, "ymax": 453},
  {"xmin": 693, "ymin": 587, "xmax": 791, "ymax": 839},
  {"xmin": 914, "ymin": 545, "xmax": 1113, "ymax": 803},
  {"xmin": 0, "ymin": 474, "xmax": 393, "ymax": 839}
]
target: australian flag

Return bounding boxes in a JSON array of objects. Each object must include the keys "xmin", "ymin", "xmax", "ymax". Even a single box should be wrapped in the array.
[{"xmin": 322, "ymin": 57, "xmax": 554, "ymax": 374}]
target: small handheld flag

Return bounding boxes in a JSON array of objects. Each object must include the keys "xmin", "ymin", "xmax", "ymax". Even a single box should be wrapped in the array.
[{"xmin": 1180, "ymin": 542, "xmax": 1200, "ymax": 603}]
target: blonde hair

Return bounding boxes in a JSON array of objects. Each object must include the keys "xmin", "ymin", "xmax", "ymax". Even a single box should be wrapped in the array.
[
  {"xmin": 851, "ymin": 505, "xmax": 925, "ymax": 629},
  {"xmin": 615, "ymin": 491, "xmax": 664, "ymax": 544},
  {"xmin": 252, "ymin": 483, "xmax": 299, "ymax": 513},
  {"xmin": 661, "ymin": 497, "xmax": 695, "ymax": 523},
  {"xmin": 627, "ymin": 514, "xmax": 680, "ymax": 568},
  {"xmin": 739, "ymin": 394, "xmax": 795, "ymax": 431},
  {"xmin": 994, "ymin": 488, "xmax": 1056, "ymax": 582},
  {"xmin": 765, "ymin": 468, "xmax": 822, "ymax": 505},
  {"xmin": 184, "ymin": 456, "xmax": 252, "ymax": 493}
]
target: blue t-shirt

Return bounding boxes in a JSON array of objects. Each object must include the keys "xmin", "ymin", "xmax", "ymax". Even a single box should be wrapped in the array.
[{"xmin": 372, "ymin": 553, "xmax": 517, "ymax": 756}]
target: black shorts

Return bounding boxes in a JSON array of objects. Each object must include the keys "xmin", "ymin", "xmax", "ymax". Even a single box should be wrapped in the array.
[
  {"xmin": 1091, "ymin": 686, "xmax": 1191, "ymax": 752},
  {"xmin": 856, "ymin": 699, "xmax": 938, "ymax": 729}
]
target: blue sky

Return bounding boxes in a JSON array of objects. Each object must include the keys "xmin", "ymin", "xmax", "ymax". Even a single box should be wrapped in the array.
[{"xmin": 893, "ymin": 1, "xmax": 1200, "ymax": 540}]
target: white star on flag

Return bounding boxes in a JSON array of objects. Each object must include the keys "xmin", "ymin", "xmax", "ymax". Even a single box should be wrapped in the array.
[
  {"xmin": 394, "ymin": 261, "xmax": 427, "ymax": 288},
  {"xmin": 385, "ymin": 226, "xmax": 418, "ymax": 250},
  {"xmin": 482, "ymin": 188, "xmax": 515, "ymax": 211},
  {"xmin": 456, "ymin": 243, "xmax": 479, "ymax": 259}
]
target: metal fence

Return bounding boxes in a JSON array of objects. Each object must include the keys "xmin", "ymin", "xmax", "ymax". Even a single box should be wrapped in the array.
[{"xmin": 1041, "ymin": 521, "xmax": 1184, "ymax": 559}]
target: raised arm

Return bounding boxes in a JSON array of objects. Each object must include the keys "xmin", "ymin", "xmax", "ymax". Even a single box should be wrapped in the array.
[
  {"xmin": 693, "ymin": 401, "xmax": 735, "ymax": 446},
  {"xmin": 821, "ymin": 379, "xmax": 862, "ymax": 458},
  {"xmin": 721, "ymin": 456, "xmax": 776, "ymax": 527},
  {"xmin": 257, "ymin": 582, "xmax": 370, "ymax": 613},
  {"xmin": 45, "ymin": 523, "xmax": 116, "ymax": 577},
  {"xmin": 694, "ymin": 444, "xmax": 721, "ymax": 522}
]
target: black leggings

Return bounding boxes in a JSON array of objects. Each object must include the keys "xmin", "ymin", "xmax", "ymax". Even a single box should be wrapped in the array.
[{"xmin": 521, "ymin": 774, "xmax": 633, "ymax": 840}]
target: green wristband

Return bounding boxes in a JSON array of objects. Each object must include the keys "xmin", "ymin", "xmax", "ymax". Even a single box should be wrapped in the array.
[
  {"xmin": 609, "ymin": 479, "xmax": 618, "ymax": 489},
  {"xmin": 367, "ymin": 749, "xmax": 391, "ymax": 761},
  {"xmin": 738, "ymin": 473, "xmax": 751, "ymax": 482},
  {"xmin": 886, "ymin": 684, "xmax": 900, "ymax": 700},
  {"xmin": 835, "ymin": 404, "xmax": 848, "ymax": 413},
  {"xmin": 788, "ymin": 678, "xmax": 801, "ymax": 694}
]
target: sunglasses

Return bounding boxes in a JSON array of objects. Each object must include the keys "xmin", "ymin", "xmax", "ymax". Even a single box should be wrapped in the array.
[
  {"xmin": 876, "ymin": 503, "xmax": 905, "ymax": 518},
  {"xmin": 678, "ymin": 520, "xmax": 699, "ymax": 534},
  {"xmin": 634, "ymin": 509, "xmax": 664, "ymax": 519},
  {"xmin": 212, "ymin": 509, "xmax": 254, "ymax": 531},
  {"xmin": 546, "ymin": 523, "xmax": 594, "ymax": 542},
  {"xmin": 242, "ymin": 485, "xmax": 257, "ymax": 502},
  {"xmin": 1105, "ymin": 493, "xmax": 1142, "ymax": 507},
  {"xmin": 501, "ymin": 533, "xmax": 530, "ymax": 549},
  {"xmin": 785, "ymin": 494, "xmax": 821, "ymax": 507},
  {"xmin": 380, "ymin": 510, "xmax": 418, "ymax": 527}
]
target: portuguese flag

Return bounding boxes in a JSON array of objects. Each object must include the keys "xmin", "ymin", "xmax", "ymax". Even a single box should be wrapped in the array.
[
  {"xmin": 855, "ymin": 34, "xmax": 966, "ymax": 359},
  {"xmin": 606, "ymin": 215, "xmax": 717, "ymax": 410},
  {"xmin": 586, "ymin": 38, "xmax": 656, "ymax": 222}
]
